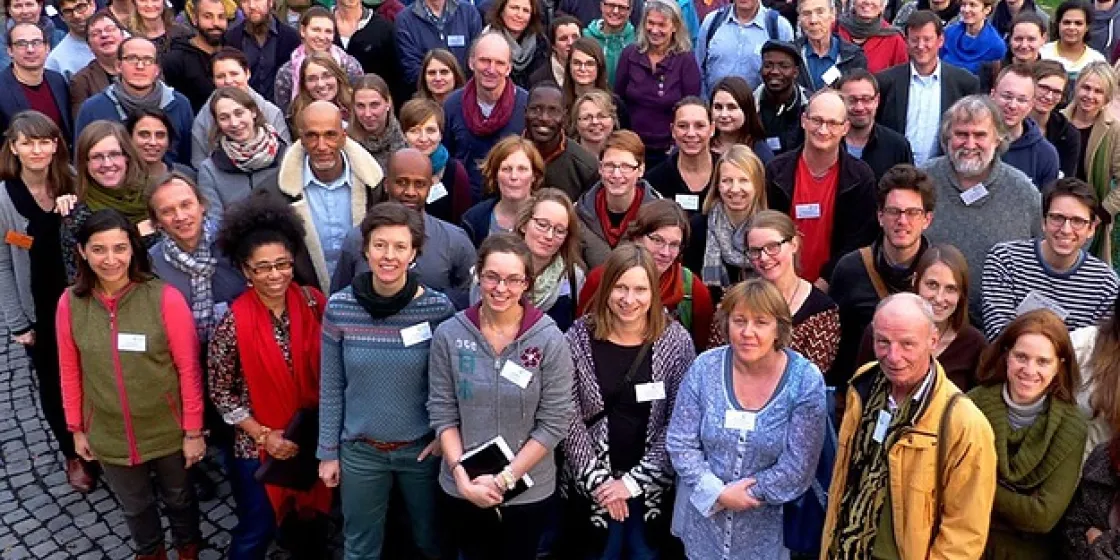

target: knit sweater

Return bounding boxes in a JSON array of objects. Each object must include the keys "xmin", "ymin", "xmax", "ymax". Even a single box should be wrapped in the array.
[
  {"xmin": 1061, "ymin": 442, "xmax": 1120, "ymax": 559},
  {"xmin": 922, "ymin": 157, "xmax": 1042, "ymax": 321},
  {"xmin": 981, "ymin": 239, "xmax": 1118, "ymax": 340},
  {"xmin": 968, "ymin": 384, "xmax": 1088, "ymax": 559},
  {"xmin": 317, "ymin": 285, "xmax": 456, "ymax": 460}
]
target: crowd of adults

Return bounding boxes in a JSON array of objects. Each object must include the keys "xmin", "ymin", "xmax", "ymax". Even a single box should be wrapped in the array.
[{"xmin": 9, "ymin": 0, "xmax": 1120, "ymax": 557}]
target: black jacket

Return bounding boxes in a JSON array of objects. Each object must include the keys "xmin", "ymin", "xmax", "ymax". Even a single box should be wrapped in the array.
[
  {"xmin": 875, "ymin": 61, "xmax": 979, "ymax": 151},
  {"xmin": 1044, "ymin": 109, "xmax": 1082, "ymax": 180},
  {"xmin": 225, "ymin": 16, "xmax": 301, "ymax": 102},
  {"xmin": 511, "ymin": 33, "xmax": 552, "ymax": 91},
  {"xmin": 794, "ymin": 34, "xmax": 868, "ymax": 93},
  {"xmin": 765, "ymin": 147, "xmax": 879, "ymax": 281},
  {"xmin": 161, "ymin": 36, "xmax": 216, "ymax": 114},
  {"xmin": 345, "ymin": 13, "xmax": 411, "ymax": 110},
  {"xmin": 845, "ymin": 123, "xmax": 914, "ymax": 181}
]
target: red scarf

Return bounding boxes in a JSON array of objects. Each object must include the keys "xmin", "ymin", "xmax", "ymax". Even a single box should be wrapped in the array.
[
  {"xmin": 659, "ymin": 262, "xmax": 686, "ymax": 308},
  {"xmin": 231, "ymin": 283, "xmax": 331, "ymax": 522},
  {"xmin": 461, "ymin": 77, "xmax": 517, "ymax": 137},
  {"xmin": 595, "ymin": 185, "xmax": 645, "ymax": 247}
]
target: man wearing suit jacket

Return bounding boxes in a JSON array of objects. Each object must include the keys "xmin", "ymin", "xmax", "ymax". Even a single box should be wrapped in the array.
[
  {"xmin": 0, "ymin": 22, "xmax": 71, "ymax": 142},
  {"xmin": 875, "ymin": 9, "xmax": 978, "ymax": 166}
]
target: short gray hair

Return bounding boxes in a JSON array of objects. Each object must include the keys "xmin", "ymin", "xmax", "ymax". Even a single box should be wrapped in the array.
[
  {"xmin": 469, "ymin": 30, "xmax": 514, "ymax": 63},
  {"xmin": 938, "ymin": 94, "xmax": 1009, "ymax": 155},
  {"xmin": 874, "ymin": 292, "xmax": 937, "ymax": 331}
]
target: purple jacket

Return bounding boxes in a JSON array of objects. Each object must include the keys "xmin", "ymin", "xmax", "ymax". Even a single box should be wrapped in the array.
[{"xmin": 613, "ymin": 45, "xmax": 701, "ymax": 153}]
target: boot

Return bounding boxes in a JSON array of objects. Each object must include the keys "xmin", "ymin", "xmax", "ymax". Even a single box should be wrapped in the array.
[
  {"xmin": 135, "ymin": 546, "xmax": 168, "ymax": 560},
  {"xmin": 175, "ymin": 542, "xmax": 200, "ymax": 560}
]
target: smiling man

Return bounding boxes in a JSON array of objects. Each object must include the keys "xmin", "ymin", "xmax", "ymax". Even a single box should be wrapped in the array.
[
  {"xmin": 0, "ymin": 22, "xmax": 71, "ymax": 137},
  {"xmin": 70, "ymin": 10, "xmax": 123, "ymax": 119},
  {"xmin": 838, "ymin": 69, "xmax": 913, "ymax": 181},
  {"xmin": 982, "ymin": 177, "xmax": 1118, "ymax": 339},
  {"xmin": 755, "ymin": 40, "xmax": 809, "ymax": 156},
  {"xmin": 46, "ymin": 0, "xmax": 96, "ymax": 81},
  {"xmin": 525, "ymin": 82, "xmax": 598, "ymax": 201},
  {"xmin": 163, "ymin": 0, "xmax": 229, "ymax": 112},
  {"xmin": 991, "ymin": 63, "xmax": 1060, "ymax": 189}
]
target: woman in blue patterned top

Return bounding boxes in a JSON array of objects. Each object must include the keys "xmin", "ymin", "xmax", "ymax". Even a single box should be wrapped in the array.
[
  {"xmin": 666, "ymin": 277, "xmax": 828, "ymax": 560},
  {"xmin": 316, "ymin": 202, "xmax": 456, "ymax": 559}
]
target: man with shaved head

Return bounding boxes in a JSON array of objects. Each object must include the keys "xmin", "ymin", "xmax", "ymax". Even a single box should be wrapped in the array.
[
  {"xmin": 443, "ymin": 31, "xmax": 530, "ymax": 199},
  {"xmin": 821, "ymin": 292, "xmax": 996, "ymax": 559},
  {"xmin": 331, "ymin": 148, "xmax": 477, "ymax": 308},
  {"xmin": 270, "ymin": 100, "xmax": 385, "ymax": 292},
  {"xmin": 765, "ymin": 88, "xmax": 877, "ymax": 287}
]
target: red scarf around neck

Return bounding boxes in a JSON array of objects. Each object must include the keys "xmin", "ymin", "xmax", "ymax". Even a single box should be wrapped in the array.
[
  {"xmin": 659, "ymin": 262, "xmax": 686, "ymax": 308},
  {"xmin": 461, "ymin": 77, "xmax": 517, "ymax": 137},
  {"xmin": 595, "ymin": 185, "xmax": 645, "ymax": 247},
  {"xmin": 231, "ymin": 283, "xmax": 331, "ymax": 522}
]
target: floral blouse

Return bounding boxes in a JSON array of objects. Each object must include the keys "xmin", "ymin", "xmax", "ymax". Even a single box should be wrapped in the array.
[{"xmin": 207, "ymin": 309, "xmax": 291, "ymax": 459}]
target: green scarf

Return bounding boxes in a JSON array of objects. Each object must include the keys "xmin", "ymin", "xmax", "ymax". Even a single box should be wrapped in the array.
[{"xmin": 83, "ymin": 181, "xmax": 149, "ymax": 225}]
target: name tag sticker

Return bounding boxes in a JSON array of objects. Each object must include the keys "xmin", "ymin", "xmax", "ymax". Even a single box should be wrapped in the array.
[
  {"xmin": 724, "ymin": 410, "xmax": 757, "ymax": 431},
  {"xmin": 635, "ymin": 381, "xmax": 666, "ymax": 403},
  {"xmin": 448, "ymin": 34, "xmax": 466, "ymax": 47},
  {"xmin": 822, "ymin": 65, "xmax": 842, "ymax": 85},
  {"xmin": 137, "ymin": 219, "xmax": 156, "ymax": 237},
  {"xmin": 766, "ymin": 137, "xmax": 782, "ymax": 151},
  {"xmin": 117, "ymin": 333, "xmax": 147, "ymax": 352},
  {"xmin": 4, "ymin": 230, "xmax": 33, "ymax": 250},
  {"xmin": 500, "ymin": 359, "xmax": 533, "ymax": 389},
  {"xmin": 400, "ymin": 322, "xmax": 433, "ymax": 347},
  {"xmin": 873, "ymin": 409, "xmax": 892, "ymax": 444},
  {"xmin": 1016, "ymin": 291, "xmax": 1071, "ymax": 321},
  {"xmin": 45, "ymin": 4, "xmax": 58, "ymax": 15},
  {"xmin": 427, "ymin": 181, "xmax": 449, "ymax": 203},
  {"xmin": 675, "ymin": 194, "xmax": 700, "ymax": 211},
  {"xmin": 795, "ymin": 203, "xmax": 822, "ymax": 219},
  {"xmin": 959, "ymin": 184, "xmax": 989, "ymax": 206}
]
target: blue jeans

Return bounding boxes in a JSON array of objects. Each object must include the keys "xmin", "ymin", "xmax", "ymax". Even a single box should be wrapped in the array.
[
  {"xmin": 226, "ymin": 456, "xmax": 276, "ymax": 560},
  {"xmin": 340, "ymin": 439, "xmax": 440, "ymax": 560},
  {"xmin": 598, "ymin": 500, "xmax": 658, "ymax": 560}
]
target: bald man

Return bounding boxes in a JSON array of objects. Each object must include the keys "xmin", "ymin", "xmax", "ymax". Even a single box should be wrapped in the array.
[
  {"xmin": 330, "ymin": 148, "xmax": 477, "ymax": 309},
  {"xmin": 764, "ymin": 89, "xmax": 878, "ymax": 287},
  {"xmin": 270, "ymin": 100, "xmax": 385, "ymax": 291},
  {"xmin": 443, "ymin": 31, "xmax": 530, "ymax": 200},
  {"xmin": 821, "ymin": 293, "xmax": 996, "ymax": 560}
]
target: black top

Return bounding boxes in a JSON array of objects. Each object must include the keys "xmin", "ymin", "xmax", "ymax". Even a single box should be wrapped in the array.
[
  {"xmin": 1077, "ymin": 124, "xmax": 1093, "ymax": 182},
  {"xmin": 591, "ymin": 338, "xmax": 653, "ymax": 474},
  {"xmin": 7, "ymin": 178, "xmax": 66, "ymax": 332},
  {"xmin": 644, "ymin": 151, "xmax": 715, "ymax": 220}
]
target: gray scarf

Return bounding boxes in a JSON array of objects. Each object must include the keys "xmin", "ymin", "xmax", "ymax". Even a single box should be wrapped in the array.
[
  {"xmin": 106, "ymin": 79, "xmax": 168, "ymax": 120},
  {"xmin": 355, "ymin": 114, "xmax": 407, "ymax": 172},
  {"xmin": 838, "ymin": 12, "xmax": 901, "ymax": 39},
  {"xmin": 702, "ymin": 202, "xmax": 751, "ymax": 287},
  {"xmin": 501, "ymin": 28, "xmax": 540, "ymax": 74}
]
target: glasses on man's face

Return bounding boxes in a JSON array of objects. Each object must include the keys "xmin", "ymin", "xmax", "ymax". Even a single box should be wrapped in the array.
[
  {"xmin": 88, "ymin": 151, "xmax": 125, "ymax": 165},
  {"xmin": 804, "ymin": 115, "xmax": 846, "ymax": 132},
  {"xmin": 479, "ymin": 271, "xmax": 528, "ymax": 289},
  {"xmin": 645, "ymin": 233, "xmax": 682, "ymax": 253},
  {"xmin": 530, "ymin": 217, "xmax": 569, "ymax": 238},
  {"xmin": 61, "ymin": 1, "xmax": 91, "ymax": 17},
  {"xmin": 600, "ymin": 161, "xmax": 640, "ymax": 175},
  {"xmin": 121, "ymin": 54, "xmax": 158, "ymax": 67},
  {"xmin": 248, "ymin": 259, "xmax": 294, "ymax": 275},
  {"xmin": 996, "ymin": 90, "xmax": 1032, "ymax": 107},
  {"xmin": 601, "ymin": 1, "xmax": 630, "ymax": 12},
  {"xmin": 89, "ymin": 25, "xmax": 120, "ymax": 37},
  {"xmin": 1045, "ymin": 212, "xmax": 1092, "ymax": 231},
  {"xmin": 11, "ymin": 38, "xmax": 44, "ymax": 50},
  {"xmin": 746, "ymin": 238, "xmax": 790, "ymax": 260},
  {"xmin": 881, "ymin": 207, "xmax": 927, "ymax": 220},
  {"xmin": 1036, "ymin": 83, "xmax": 1064, "ymax": 101}
]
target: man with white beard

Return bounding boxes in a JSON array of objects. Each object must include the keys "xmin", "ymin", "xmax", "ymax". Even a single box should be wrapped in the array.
[{"xmin": 923, "ymin": 94, "xmax": 1041, "ymax": 324}]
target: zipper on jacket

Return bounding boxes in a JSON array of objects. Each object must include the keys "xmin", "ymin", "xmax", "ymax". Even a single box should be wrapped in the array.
[{"xmin": 106, "ymin": 299, "xmax": 142, "ymax": 465}]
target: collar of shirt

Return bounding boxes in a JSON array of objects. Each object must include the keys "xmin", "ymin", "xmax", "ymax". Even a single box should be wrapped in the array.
[
  {"xmin": 887, "ymin": 363, "xmax": 936, "ymax": 411},
  {"xmin": 730, "ymin": 5, "xmax": 769, "ymax": 27},
  {"xmin": 910, "ymin": 60, "xmax": 942, "ymax": 85},
  {"xmin": 804, "ymin": 36, "xmax": 840, "ymax": 62},
  {"xmin": 303, "ymin": 150, "xmax": 352, "ymax": 191}
]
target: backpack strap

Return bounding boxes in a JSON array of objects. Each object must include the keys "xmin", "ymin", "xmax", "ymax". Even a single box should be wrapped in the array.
[
  {"xmin": 930, "ymin": 391, "xmax": 963, "ymax": 552},
  {"xmin": 764, "ymin": 8, "xmax": 780, "ymax": 41},
  {"xmin": 859, "ymin": 247, "xmax": 891, "ymax": 299},
  {"xmin": 702, "ymin": 5, "xmax": 733, "ymax": 74}
]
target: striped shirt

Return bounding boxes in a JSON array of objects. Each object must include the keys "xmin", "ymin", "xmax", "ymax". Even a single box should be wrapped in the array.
[
  {"xmin": 317, "ymin": 285, "xmax": 456, "ymax": 460},
  {"xmin": 981, "ymin": 239, "xmax": 1118, "ymax": 340}
]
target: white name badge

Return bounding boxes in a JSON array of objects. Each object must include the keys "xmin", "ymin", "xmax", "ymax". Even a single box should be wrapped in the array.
[
  {"xmin": 872, "ymin": 409, "xmax": 892, "ymax": 444},
  {"xmin": 795, "ymin": 203, "xmax": 822, "ymax": 220},
  {"xmin": 675, "ymin": 194, "xmax": 700, "ymax": 211},
  {"xmin": 766, "ymin": 137, "xmax": 782, "ymax": 151},
  {"xmin": 500, "ymin": 359, "xmax": 533, "ymax": 389},
  {"xmin": 117, "ymin": 333, "xmax": 147, "ymax": 352},
  {"xmin": 213, "ymin": 302, "xmax": 229, "ymax": 320},
  {"xmin": 635, "ymin": 381, "xmax": 666, "ymax": 403},
  {"xmin": 959, "ymin": 184, "xmax": 989, "ymax": 206},
  {"xmin": 137, "ymin": 219, "xmax": 156, "ymax": 237},
  {"xmin": 448, "ymin": 34, "xmax": 466, "ymax": 47},
  {"xmin": 724, "ymin": 409, "xmax": 757, "ymax": 431},
  {"xmin": 1016, "ymin": 291, "xmax": 1071, "ymax": 321},
  {"xmin": 427, "ymin": 181, "xmax": 449, "ymax": 203},
  {"xmin": 400, "ymin": 322, "xmax": 433, "ymax": 347},
  {"xmin": 822, "ymin": 65, "xmax": 842, "ymax": 85}
]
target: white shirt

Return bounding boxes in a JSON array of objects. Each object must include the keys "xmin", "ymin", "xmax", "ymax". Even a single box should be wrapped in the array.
[{"xmin": 906, "ymin": 61, "xmax": 943, "ymax": 166}]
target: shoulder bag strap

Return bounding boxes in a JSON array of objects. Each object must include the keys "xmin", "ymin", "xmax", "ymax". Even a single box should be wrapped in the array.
[
  {"xmin": 860, "ymin": 246, "xmax": 891, "ymax": 299},
  {"xmin": 930, "ymin": 391, "xmax": 963, "ymax": 552}
]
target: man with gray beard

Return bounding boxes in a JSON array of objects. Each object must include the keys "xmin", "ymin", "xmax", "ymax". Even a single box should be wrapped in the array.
[{"xmin": 922, "ymin": 94, "xmax": 1041, "ymax": 324}]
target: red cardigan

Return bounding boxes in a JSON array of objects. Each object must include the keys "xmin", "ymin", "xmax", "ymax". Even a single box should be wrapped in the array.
[{"xmin": 836, "ymin": 25, "xmax": 909, "ymax": 74}]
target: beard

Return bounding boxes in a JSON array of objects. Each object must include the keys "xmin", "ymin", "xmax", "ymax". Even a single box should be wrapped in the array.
[
  {"xmin": 949, "ymin": 146, "xmax": 996, "ymax": 178},
  {"xmin": 200, "ymin": 27, "xmax": 225, "ymax": 46}
]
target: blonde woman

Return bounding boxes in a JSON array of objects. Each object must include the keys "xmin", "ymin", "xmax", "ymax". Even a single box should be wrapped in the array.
[
  {"xmin": 697, "ymin": 145, "xmax": 767, "ymax": 300},
  {"xmin": 570, "ymin": 90, "xmax": 618, "ymax": 157}
]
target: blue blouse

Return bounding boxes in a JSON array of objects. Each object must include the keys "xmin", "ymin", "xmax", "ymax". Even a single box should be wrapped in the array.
[{"xmin": 666, "ymin": 346, "xmax": 827, "ymax": 560}]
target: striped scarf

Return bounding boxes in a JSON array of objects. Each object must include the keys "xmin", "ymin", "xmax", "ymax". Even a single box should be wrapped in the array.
[{"xmin": 162, "ymin": 218, "xmax": 219, "ymax": 340}]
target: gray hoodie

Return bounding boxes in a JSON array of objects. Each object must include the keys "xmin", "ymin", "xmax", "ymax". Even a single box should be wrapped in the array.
[
  {"xmin": 575, "ymin": 180, "xmax": 662, "ymax": 269},
  {"xmin": 427, "ymin": 305, "xmax": 574, "ymax": 505}
]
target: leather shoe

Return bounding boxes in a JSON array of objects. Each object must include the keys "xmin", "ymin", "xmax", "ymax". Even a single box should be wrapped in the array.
[
  {"xmin": 65, "ymin": 458, "xmax": 94, "ymax": 493},
  {"xmin": 175, "ymin": 543, "xmax": 200, "ymax": 560},
  {"xmin": 135, "ymin": 546, "xmax": 167, "ymax": 560}
]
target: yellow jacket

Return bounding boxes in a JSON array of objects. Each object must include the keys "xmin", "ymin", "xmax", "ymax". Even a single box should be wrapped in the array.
[{"xmin": 820, "ymin": 362, "xmax": 997, "ymax": 560}]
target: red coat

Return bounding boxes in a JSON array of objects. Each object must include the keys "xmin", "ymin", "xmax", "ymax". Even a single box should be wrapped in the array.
[{"xmin": 836, "ymin": 25, "xmax": 908, "ymax": 74}]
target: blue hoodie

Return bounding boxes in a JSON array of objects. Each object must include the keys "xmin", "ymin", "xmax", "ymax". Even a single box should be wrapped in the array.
[
  {"xmin": 396, "ymin": 0, "xmax": 484, "ymax": 86},
  {"xmin": 1001, "ymin": 117, "xmax": 1060, "ymax": 190},
  {"xmin": 74, "ymin": 83, "xmax": 195, "ymax": 166}
]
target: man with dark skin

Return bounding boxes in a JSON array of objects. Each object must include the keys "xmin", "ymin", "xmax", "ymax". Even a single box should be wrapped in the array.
[
  {"xmin": 163, "ymin": 0, "xmax": 229, "ymax": 112},
  {"xmin": 524, "ymin": 82, "xmax": 598, "ymax": 201},
  {"xmin": 303, "ymin": 101, "xmax": 347, "ymax": 183},
  {"xmin": 757, "ymin": 40, "xmax": 809, "ymax": 155},
  {"xmin": 386, "ymin": 148, "xmax": 436, "ymax": 210}
]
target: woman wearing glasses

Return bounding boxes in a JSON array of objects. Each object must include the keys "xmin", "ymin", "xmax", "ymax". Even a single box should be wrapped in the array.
[
  {"xmin": 461, "ymin": 137, "xmax": 545, "ymax": 248},
  {"xmin": 710, "ymin": 211, "xmax": 840, "ymax": 373},
  {"xmin": 1032, "ymin": 61, "xmax": 1082, "ymax": 181},
  {"xmin": 561, "ymin": 39, "xmax": 630, "ymax": 129},
  {"xmin": 578, "ymin": 199, "xmax": 714, "ymax": 351},
  {"xmin": 570, "ymin": 91, "xmax": 619, "ymax": 158},
  {"xmin": 207, "ymin": 197, "xmax": 332, "ymax": 559},
  {"xmin": 428, "ymin": 233, "xmax": 574, "ymax": 560}
]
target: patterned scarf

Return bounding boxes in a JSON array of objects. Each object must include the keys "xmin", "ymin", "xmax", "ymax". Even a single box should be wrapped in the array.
[
  {"xmin": 162, "ymin": 217, "xmax": 219, "ymax": 340},
  {"xmin": 355, "ymin": 114, "xmax": 406, "ymax": 172},
  {"xmin": 701, "ymin": 202, "xmax": 751, "ymax": 287},
  {"xmin": 530, "ymin": 256, "xmax": 566, "ymax": 311},
  {"xmin": 220, "ymin": 124, "xmax": 282, "ymax": 173},
  {"xmin": 829, "ymin": 370, "xmax": 926, "ymax": 559}
]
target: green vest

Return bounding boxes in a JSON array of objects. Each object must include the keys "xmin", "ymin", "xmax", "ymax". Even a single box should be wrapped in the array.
[{"xmin": 68, "ymin": 280, "xmax": 184, "ymax": 466}]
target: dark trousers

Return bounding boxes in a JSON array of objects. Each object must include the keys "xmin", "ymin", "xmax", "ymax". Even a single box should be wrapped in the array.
[
  {"xmin": 100, "ymin": 451, "xmax": 200, "ymax": 555},
  {"xmin": 26, "ymin": 323, "xmax": 74, "ymax": 459},
  {"xmin": 226, "ymin": 456, "xmax": 276, "ymax": 560},
  {"xmin": 439, "ymin": 491, "xmax": 551, "ymax": 560},
  {"xmin": 598, "ymin": 500, "xmax": 658, "ymax": 560}
]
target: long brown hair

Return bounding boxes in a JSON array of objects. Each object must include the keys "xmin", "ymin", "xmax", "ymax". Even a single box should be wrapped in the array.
[
  {"xmin": 75, "ymin": 120, "xmax": 147, "ymax": 200},
  {"xmin": 1091, "ymin": 293, "xmax": 1120, "ymax": 432},
  {"xmin": 913, "ymin": 244, "xmax": 971, "ymax": 332},
  {"xmin": 0, "ymin": 110, "xmax": 74, "ymax": 199},
  {"xmin": 208, "ymin": 86, "xmax": 267, "ymax": 148},
  {"xmin": 348, "ymin": 74, "xmax": 394, "ymax": 144},
  {"xmin": 72, "ymin": 209, "xmax": 153, "ymax": 298},
  {"xmin": 586, "ymin": 243, "xmax": 666, "ymax": 343},
  {"xmin": 562, "ymin": 38, "xmax": 609, "ymax": 109},
  {"xmin": 977, "ymin": 309, "xmax": 1079, "ymax": 403},
  {"xmin": 288, "ymin": 52, "xmax": 353, "ymax": 129},
  {"xmin": 416, "ymin": 49, "xmax": 466, "ymax": 102}
]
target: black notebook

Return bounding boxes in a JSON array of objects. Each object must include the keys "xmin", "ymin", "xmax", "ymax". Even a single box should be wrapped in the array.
[
  {"xmin": 459, "ymin": 435, "xmax": 535, "ymax": 503},
  {"xmin": 254, "ymin": 408, "xmax": 320, "ymax": 491}
]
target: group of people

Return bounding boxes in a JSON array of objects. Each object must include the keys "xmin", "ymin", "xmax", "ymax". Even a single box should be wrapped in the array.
[{"xmin": 12, "ymin": 0, "xmax": 1120, "ymax": 558}]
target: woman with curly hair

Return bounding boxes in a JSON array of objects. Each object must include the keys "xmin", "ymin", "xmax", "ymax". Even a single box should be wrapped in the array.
[{"xmin": 207, "ymin": 195, "xmax": 331, "ymax": 559}]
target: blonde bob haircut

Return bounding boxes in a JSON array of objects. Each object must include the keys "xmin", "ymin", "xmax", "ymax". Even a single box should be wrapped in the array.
[
  {"xmin": 702, "ymin": 144, "xmax": 767, "ymax": 215},
  {"xmin": 480, "ymin": 136, "xmax": 545, "ymax": 196},
  {"xmin": 1073, "ymin": 61, "xmax": 1118, "ymax": 118},
  {"xmin": 717, "ymin": 277, "xmax": 793, "ymax": 350},
  {"xmin": 569, "ymin": 89, "xmax": 618, "ymax": 138},
  {"xmin": 635, "ymin": 0, "xmax": 692, "ymax": 56},
  {"xmin": 585, "ymin": 243, "xmax": 667, "ymax": 343}
]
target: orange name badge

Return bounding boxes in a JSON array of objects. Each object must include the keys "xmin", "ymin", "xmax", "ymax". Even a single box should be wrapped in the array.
[{"xmin": 4, "ymin": 230, "xmax": 33, "ymax": 250}]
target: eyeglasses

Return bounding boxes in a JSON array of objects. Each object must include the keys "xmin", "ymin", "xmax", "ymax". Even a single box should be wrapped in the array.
[
  {"xmin": 1045, "ymin": 212, "xmax": 1093, "ymax": 231},
  {"xmin": 845, "ymin": 94, "xmax": 877, "ymax": 106},
  {"xmin": 579, "ymin": 113, "xmax": 610, "ymax": 124},
  {"xmin": 746, "ymin": 238, "xmax": 791, "ymax": 260},
  {"xmin": 881, "ymin": 207, "xmax": 927, "ymax": 220},
  {"xmin": 571, "ymin": 60, "xmax": 597, "ymax": 70},
  {"xmin": 88, "ymin": 25, "xmax": 120, "ymax": 37},
  {"xmin": 601, "ymin": 1, "xmax": 630, "ymax": 12},
  {"xmin": 996, "ymin": 91, "xmax": 1033, "ymax": 107},
  {"xmin": 805, "ymin": 115, "xmax": 847, "ymax": 132},
  {"xmin": 60, "ymin": 1, "xmax": 91, "ymax": 16},
  {"xmin": 479, "ymin": 271, "xmax": 528, "ymax": 288},
  {"xmin": 530, "ymin": 217, "xmax": 569, "ymax": 238},
  {"xmin": 11, "ymin": 39, "xmax": 44, "ymax": 50},
  {"xmin": 248, "ymin": 259, "xmax": 294, "ymax": 275},
  {"xmin": 88, "ymin": 151, "xmax": 125, "ymax": 165},
  {"xmin": 1036, "ymin": 83, "xmax": 1064, "ymax": 100},
  {"xmin": 121, "ymin": 54, "xmax": 158, "ymax": 67},
  {"xmin": 600, "ymin": 161, "xmax": 640, "ymax": 175},
  {"xmin": 645, "ymin": 233, "xmax": 682, "ymax": 253}
]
